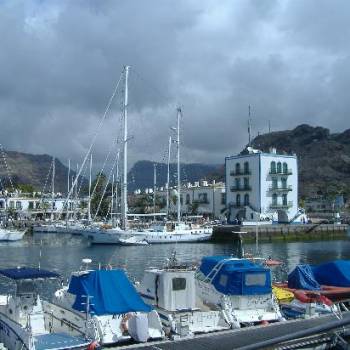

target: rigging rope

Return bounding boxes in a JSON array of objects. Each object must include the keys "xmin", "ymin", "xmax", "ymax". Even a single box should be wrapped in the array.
[{"xmin": 0, "ymin": 144, "xmax": 15, "ymax": 193}]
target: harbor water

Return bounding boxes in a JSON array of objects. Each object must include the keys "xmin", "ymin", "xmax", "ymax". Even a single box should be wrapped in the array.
[{"xmin": 0, "ymin": 233, "xmax": 349, "ymax": 291}]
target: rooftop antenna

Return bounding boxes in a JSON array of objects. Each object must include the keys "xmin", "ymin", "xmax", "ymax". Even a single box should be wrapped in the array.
[
  {"xmin": 248, "ymin": 105, "xmax": 252, "ymax": 146},
  {"xmin": 268, "ymin": 120, "xmax": 271, "ymax": 133},
  {"xmin": 153, "ymin": 163, "xmax": 157, "ymax": 221}
]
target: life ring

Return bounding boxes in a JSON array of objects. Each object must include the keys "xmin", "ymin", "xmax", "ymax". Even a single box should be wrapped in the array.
[
  {"xmin": 294, "ymin": 290, "xmax": 333, "ymax": 306},
  {"xmin": 87, "ymin": 340, "xmax": 100, "ymax": 350}
]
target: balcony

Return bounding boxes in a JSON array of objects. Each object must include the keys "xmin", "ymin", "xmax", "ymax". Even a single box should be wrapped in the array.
[
  {"xmin": 230, "ymin": 185, "xmax": 252, "ymax": 192},
  {"xmin": 230, "ymin": 169, "xmax": 251, "ymax": 176},
  {"xmin": 268, "ymin": 185, "xmax": 292, "ymax": 192},
  {"xmin": 193, "ymin": 199, "xmax": 209, "ymax": 205},
  {"xmin": 269, "ymin": 169, "xmax": 293, "ymax": 176},
  {"xmin": 270, "ymin": 201, "xmax": 293, "ymax": 209}
]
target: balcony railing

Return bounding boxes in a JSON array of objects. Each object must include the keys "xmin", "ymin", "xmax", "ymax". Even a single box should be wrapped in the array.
[
  {"xmin": 270, "ymin": 201, "xmax": 293, "ymax": 209},
  {"xmin": 230, "ymin": 169, "xmax": 251, "ymax": 176},
  {"xmin": 268, "ymin": 185, "xmax": 292, "ymax": 192},
  {"xmin": 193, "ymin": 199, "xmax": 209, "ymax": 205},
  {"xmin": 269, "ymin": 169, "xmax": 293, "ymax": 176},
  {"xmin": 230, "ymin": 185, "xmax": 252, "ymax": 192}
]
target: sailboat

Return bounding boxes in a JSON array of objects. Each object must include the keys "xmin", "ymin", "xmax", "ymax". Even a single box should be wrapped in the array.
[{"xmin": 81, "ymin": 67, "xmax": 211, "ymax": 244}]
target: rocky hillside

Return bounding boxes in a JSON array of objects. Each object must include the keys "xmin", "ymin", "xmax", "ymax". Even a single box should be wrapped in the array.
[
  {"xmin": 128, "ymin": 160, "xmax": 220, "ymax": 192},
  {"xmin": 250, "ymin": 125, "xmax": 350, "ymax": 198},
  {"xmin": 0, "ymin": 150, "xmax": 77, "ymax": 193}
]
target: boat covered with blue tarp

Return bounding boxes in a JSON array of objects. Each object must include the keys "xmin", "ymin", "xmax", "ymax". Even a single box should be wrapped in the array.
[
  {"xmin": 199, "ymin": 256, "xmax": 272, "ymax": 295},
  {"xmin": 313, "ymin": 260, "xmax": 350, "ymax": 287},
  {"xmin": 288, "ymin": 264, "xmax": 321, "ymax": 291},
  {"xmin": 68, "ymin": 269, "xmax": 152, "ymax": 315}
]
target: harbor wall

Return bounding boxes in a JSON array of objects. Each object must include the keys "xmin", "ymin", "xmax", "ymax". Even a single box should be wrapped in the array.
[{"xmin": 212, "ymin": 224, "xmax": 349, "ymax": 243}]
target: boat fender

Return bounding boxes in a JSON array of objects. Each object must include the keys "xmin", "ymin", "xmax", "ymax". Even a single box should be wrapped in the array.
[
  {"xmin": 87, "ymin": 340, "xmax": 101, "ymax": 350},
  {"xmin": 294, "ymin": 291, "xmax": 333, "ymax": 306},
  {"xmin": 260, "ymin": 320, "xmax": 269, "ymax": 326}
]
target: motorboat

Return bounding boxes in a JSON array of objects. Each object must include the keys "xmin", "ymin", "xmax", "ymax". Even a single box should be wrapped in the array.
[
  {"xmin": 137, "ymin": 252, "xmax": 230, "ymax": 338},
  {"xmin": 45, "ymin": 259, "xmax": 164, "ymax": 345},
  {"xmin": 195, "ymin": 256, "xmax": 283, "ymax": 326},
  {"xmin": 0, "ymin": 267, "xmax": 90, "ymax": 350},
  {"xmin": 119, "ymin": 236, "xmax": 149, "ymax": 246},
  {"xmin": 0, "ymin": 228, "xmax": 25, "ymax": 241}
]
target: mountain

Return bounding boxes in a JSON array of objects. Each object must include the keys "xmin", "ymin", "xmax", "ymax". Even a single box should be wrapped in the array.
[
  {"xmin": 249, "ymin": 124, "xmax": 350, "ymax": 198},
  {"xmin": 128, "ymin": 160, "xmax": 221, "ymax": 192},
  {"xmin": 0, "ymin": 150, "xmax": 78, "ymax": 194}
]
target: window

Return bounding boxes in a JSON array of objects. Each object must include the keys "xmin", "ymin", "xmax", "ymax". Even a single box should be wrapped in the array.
[
  {"xmin": 9, "ymin": 201, "xmax": 14, "ymax": 209},
  {"xmin": 282, "ymin": 194, "xmax": 287, "ymax": 206},
  {"xmin": 235, "ymin": 162, "xmax": 241, "ymax": 174},
  {"xmin": 199, "ymin": 193, "xmax": 208, "ymax": 203},
  {"xmin": 277, "ymin": 162, "xmax": 282, "ymax": 173},
  {"xmin": 244, "ymin": 161, "xmax": 249, "ymax": 174},
  {"xmin": 244, "ymin": 177, "xmax": 249, "ymax": 189},
  {"xmin": 244, "ymin": 194, "xmax": 249, "ymax": 206},
  {"xmin": 221, "ymin": 193, "xmax": 226, "ymax": 205},
  {"xmin": 219, "ymin": 274, "xmax": 228, "ymax": 287},
  {"xmin": 272, "ymin": 178, "xmax": 278, "ymax": 190},
  {"xmin": 272, "ymin": 193, "xmax": 277, "ymax": 206},
  {"xmin": 270, "ymin": 161, "xmax": 276, "ymax": 174},
  {"xmin": 180, "ymin": 196, "xmax": 183, "ymax": 205},
  {"xmin": 236, "ymin": 194, "xmax": 241, "ymax": 206},
  {"xmin": 235, "ymin": 178, "xmax": 240, "ymax": 189},
  {"xmin": 172, "ymin": 278, "xmax": 186, "ymax": 291},
  {"xmin": 281, "ymin": 178, "xmax": 287, "ymax": 189},
  {"xmin": 28, "ymin": 202, "xmax": 34, "ymax": 210},
  {"xmin": 16, "ymin": 201, "xmax": 22, "ymax": 210},
  {"xmin": 186, "ymin": 194, "xmax": 190, "ymax": 205},
  {"xmin": 283, "ymin": 162, "xmax": 288, "ymax": 174},
  {"xmin": 245, "ymin": 273, "xmax": 267, "ymax": 286}
]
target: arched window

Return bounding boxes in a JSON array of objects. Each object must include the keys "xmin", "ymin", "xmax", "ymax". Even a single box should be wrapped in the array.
[
  {"xmin": 281, "ymin": 178, "xmax": 287, "ymax": 189},
  {"xmin": 244, "ymin": 177, "xmax": 249, "ymax": 189},
  {"xmin": 272, "ymin": 178, "xmax": 278, "ymax": 190},
  {"xmin": 272, "ymin": 193, "xmax": 278, "ymax": 206},
  {"xmin": 236, "ymin": 194, "xmax": 241, "ymax": 207},
  {"xmin": 277, "ymin": 162, "xmax": 282, "ymax": 173},
  {"xmin": 283, "ymin": 162, "xmax": 288, "ymax": 174},
  {"xmin": 270, "ymin": 161, "xmax": 276, "ymax": 174},
  {"xmin": 244, "ymin": 161, "xmax": 249, "ymax": 174},
  {"xmin": 235, "ymin": 178, "xmax": 240, "ymax": 189},
  {"xmin": 244, "ymin": 194, "xmax": 249, "ymax": 206},
  {"xmin": 186, "ymin": 194, "xmax": 190, "ymax": 204},
  {"xmin": 235, "ymin": 163, "xmax": 241, "ymax": 175},
  {"xmin": 282, "ymin": 194, "xmax": 287, "ymax": 206}
]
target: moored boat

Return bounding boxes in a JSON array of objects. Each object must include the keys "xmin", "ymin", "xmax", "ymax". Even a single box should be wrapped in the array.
[{"xmin": 0, "ymin": 228, "xmax": 25, "ymax": 241}]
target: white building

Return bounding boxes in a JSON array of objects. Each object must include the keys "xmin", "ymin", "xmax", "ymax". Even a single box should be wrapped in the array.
[
  {"xmin": 225, "ymin": 147, "xmax": 300, "ymax": 223},
  {"xmin": 157, "ymin": 180, "xmax": 226, "ymax": 220}
]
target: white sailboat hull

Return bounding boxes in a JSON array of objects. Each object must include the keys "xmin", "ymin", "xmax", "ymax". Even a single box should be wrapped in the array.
[{"xmin": 0, "ymin": 229, "xmax": 25, "ymax": 241}]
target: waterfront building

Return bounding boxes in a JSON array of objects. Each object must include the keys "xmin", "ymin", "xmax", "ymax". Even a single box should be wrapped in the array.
[
  {"xmin": 225, "ymin": 147, "xmax": 299, "ymax": 223},
  {"xmin": 156, "ymin": 180, "xmax": 226, "ymax": 220}
]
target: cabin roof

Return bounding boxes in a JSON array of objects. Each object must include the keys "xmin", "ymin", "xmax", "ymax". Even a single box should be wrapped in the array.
[{"xmin": 0, "ymin": 267, "xmax": 60, "ymax": 280}]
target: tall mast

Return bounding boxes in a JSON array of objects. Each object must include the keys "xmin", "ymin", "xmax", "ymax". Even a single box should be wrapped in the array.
[
  {"xmin": 176, "ymin": 108, "xmax": 181, "ymax": 224},
  {"xmin": 67, "ymin": 159, "xmax": 71, "ymax": 195},
  {"xmin": 115, "ymin": 151, "xmax": 119, "ymax": 227},
  {"xmin": 153, "ymin": 163, "xmax": 156, "ymax": 221},
  {"xmin": 51, "ymin": 157, "xmax": 55, "ymax": 221},
  {"xmin": 248, "ymin": 105, "xmax": 252, "ymax": 146},
  {"xmin": 166, "ymin": 136, "xmax": 172, "ymax": 217},
  {"xmin": 88, "ymin": 153, "xmax": 92, "ymax": 222},
  {"xmin": 122, "ymin": 66, "xmax": 130, "ymax": 230},
  {"xmin": 111, "ymin": 173, "xmax": 115, "ymax": 224}
]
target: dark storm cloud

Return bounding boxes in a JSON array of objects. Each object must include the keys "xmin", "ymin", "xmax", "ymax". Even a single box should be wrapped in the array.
[{"xmin": 0, "ymin": 0, "xmax": 349, "ymax": 170}]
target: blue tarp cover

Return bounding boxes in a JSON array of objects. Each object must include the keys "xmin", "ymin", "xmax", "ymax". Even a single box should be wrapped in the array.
[
  {"xmin": 68, "ymin": 269, "xmax": 152, "ymax": 316},
  {"xmin": 313, "ymin": 260, "xmax": 350, "ymax": 287},
  {"xmin": 0, "ymin": 267, "xmax": 59, "ymax": 280},
  {"xmin": 288, "ymin": 265, "xmax": 320, "ymax": 290},
  {"xmin": 199, "ymin": 256, "xmax": 272, "ymax": 295}
]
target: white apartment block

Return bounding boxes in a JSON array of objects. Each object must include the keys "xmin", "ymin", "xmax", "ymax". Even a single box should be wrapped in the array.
[{"xmin": 225, "ymin": 148, "xmax": 299, "ymax": 223}]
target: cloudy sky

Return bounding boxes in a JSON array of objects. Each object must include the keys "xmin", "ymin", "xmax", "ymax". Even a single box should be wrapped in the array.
[{"xmin": 0, "ymin": 0, "xmax": 349, "ymax": 171}]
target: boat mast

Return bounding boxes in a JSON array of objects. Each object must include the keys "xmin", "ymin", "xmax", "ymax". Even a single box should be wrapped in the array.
[
  {"xmin": 176, "ymin": 107, "xmax": 181, "ymax": 224},
  {"xmin": 51, "ymin": 157, "xmax": 55, "ymax": 221},
  {"xmin": 122, "ymin": 66, "xmax": 130, "ymax": 230},
  {"xmin": 67, "ymin": 158, "xmax": 70, "ymax": 195},
  {"xmin": 88, "ymin": 153, "xmax": 92, "ymax": 222},
  {"xmin": 153, "ymin": 163, "xmax": 157, "ymax": 221},
  {"xmin": 115, "ymin": 151, "xmax": 119, "ymax": 227},
  {"xmin": 166, "ymin": 136, "xmax": 171, "ymax": 218},
  {"xmin": 111, "ymin": 173, "xmax": 115, "ymax": 224}
]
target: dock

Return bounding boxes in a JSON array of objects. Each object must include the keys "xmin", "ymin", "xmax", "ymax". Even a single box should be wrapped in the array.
[
  {"xmin": 115, "ymin": 312, "xmax": 350, "ymax": 350},
  {"xmin": 212, "ymin": 223, "xmax": 349, "ymax": 242}
]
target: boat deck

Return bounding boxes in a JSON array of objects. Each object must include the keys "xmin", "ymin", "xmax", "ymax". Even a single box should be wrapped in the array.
[
  {"xmin": 115, "ymin": 312, "xmax": 350, "ymax": 350},
  {"xmin": 34, "ymin": 333, "xmax": 89, "ymax": 350}
]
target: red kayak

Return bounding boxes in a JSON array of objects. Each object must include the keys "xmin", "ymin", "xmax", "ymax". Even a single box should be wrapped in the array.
[{"xmin": 274, "ymin": 282, "xmax": 350, "ymax": 302}]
